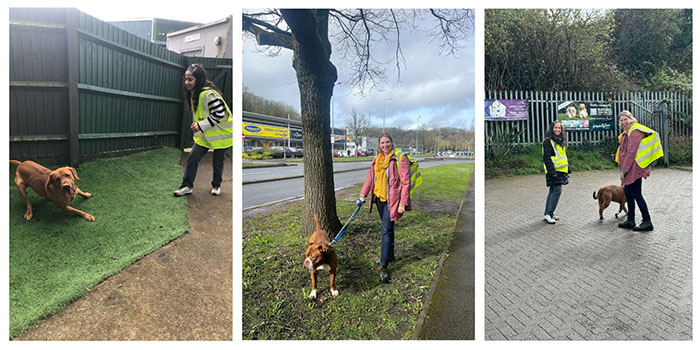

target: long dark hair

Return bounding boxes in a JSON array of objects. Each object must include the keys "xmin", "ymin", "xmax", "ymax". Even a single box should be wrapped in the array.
[
  {"xmin": 545, "ymin": 120, "xmax": 566, "ymax": 147},
  {"xmin": 182, "ymin": 64, "xmax": 222, "ymax": 111}
]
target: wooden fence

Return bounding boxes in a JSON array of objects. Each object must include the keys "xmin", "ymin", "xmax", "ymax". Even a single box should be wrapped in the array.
[
  {"xmin": 9, "ymin": 8, "xmax": 232, "ymax": 166},
  {"xmin": 485, "ymin": 90, "xmax": 692, "ymax": 149}
]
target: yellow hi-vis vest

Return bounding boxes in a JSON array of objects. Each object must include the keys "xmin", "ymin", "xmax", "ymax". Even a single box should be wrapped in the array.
[
  {"xmin": 192, "ymin": 87, "xmax": 233, "ymax": 149},
  {"xmin": 542, "ymin": 139, "xmax": 569, "ymax": 173},
  {"xmin": 615, "ymin": 122, "xmax": 663, "ymax": 168},
  {"xmin": 394, "ymin": 149, "xmax": 422, "ymax": 199}
]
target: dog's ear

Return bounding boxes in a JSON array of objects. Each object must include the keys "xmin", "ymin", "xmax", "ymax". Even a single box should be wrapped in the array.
[
  {"xmin": 318, "ymin": 244, "xmax": 329, "ymax": 254},
  {"xmin": 68, "ymin": 167, "xmax": 79, "ymax": 180}
]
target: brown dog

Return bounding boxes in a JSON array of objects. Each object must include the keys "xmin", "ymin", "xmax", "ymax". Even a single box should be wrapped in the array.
[
  {"xmin": 593, "ymin": 185, "xmax": 627, "ymax": 220},
  {"xmin": 10, "ymin": 160, "xmax": 94, "ymax": 221},
  {"xmin": 303, "ymin": 213, "xmax": 338, "ymax": 299}
]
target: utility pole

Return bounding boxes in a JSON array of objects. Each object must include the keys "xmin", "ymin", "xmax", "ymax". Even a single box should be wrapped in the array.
[{"xmin": 383, "ymin": 98, "xmax": 392, "ymax": 133}]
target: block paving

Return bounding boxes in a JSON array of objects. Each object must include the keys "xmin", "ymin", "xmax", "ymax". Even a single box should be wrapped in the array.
[{"xmin": 485, "ymin": 168, "xmax": 692, "ymax": 340}]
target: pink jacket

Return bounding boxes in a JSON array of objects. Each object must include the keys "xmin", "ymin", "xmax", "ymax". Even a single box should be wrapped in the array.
[
  {"xmin": 360, "ymin": 152, "xmax": 412, "ymax": 222},
  {"xmin": 620, "ymin": 129, "xmax": 651, "ymax": 185}
]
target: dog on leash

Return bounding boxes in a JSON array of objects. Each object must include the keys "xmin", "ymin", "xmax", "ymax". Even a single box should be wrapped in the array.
[
  {"xmin": 10, "ymin": 160, "xmax": 94, "ymax": 221},
  {"xmin": 593, "ymin": 185, "xmax": 627, "ymax": 220},
  {"xmin": 303, "ymin": 213, "xmax": 338, "ymax": 299}
]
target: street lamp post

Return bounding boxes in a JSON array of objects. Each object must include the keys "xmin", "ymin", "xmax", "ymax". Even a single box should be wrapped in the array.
[
  {"xmin": 416, "ymin": 115, "xmax": 421, "ymax": 153},
  {"xmin": 383, "ymin": 98, "xmax": 392, "ymax": 133}
]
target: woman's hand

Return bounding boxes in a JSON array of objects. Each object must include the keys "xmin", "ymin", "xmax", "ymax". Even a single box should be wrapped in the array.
[
  {"xmin": 398, "ymin": 204, "xmax": 405, "ymax": 214},
  {"xmin": 358, "ymin": 194, "xmax": 365, "ymax": 203},
  {"xmin": 190, "ymin": 122, "xmax": 200, "ymax": 132},
  {"xmin": 620, "ymin": 173, "xmax": 624, "ymax": 181}
]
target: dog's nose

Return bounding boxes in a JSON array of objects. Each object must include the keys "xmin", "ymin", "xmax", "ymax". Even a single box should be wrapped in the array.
[{"xmin": 62, "ymin": 184, "xmax": 70, "ymax": 191}]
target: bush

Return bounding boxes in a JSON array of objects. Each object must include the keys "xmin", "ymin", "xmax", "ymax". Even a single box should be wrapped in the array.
[
  {"xmin": 242, "ymin": 149, "xmax": 283, "ymax": 160},
  {"xmin": 668, "ymin": 135, "xmax": 692, "ymax": 165}
]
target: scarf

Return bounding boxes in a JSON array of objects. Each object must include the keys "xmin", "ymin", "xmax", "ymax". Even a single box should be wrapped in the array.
[{"xmin": 373, "ymin": 151, "xmax": 391, "ymax": 202}]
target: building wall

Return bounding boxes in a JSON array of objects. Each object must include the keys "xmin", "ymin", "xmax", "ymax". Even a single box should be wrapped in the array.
[{"xmin": 167, "ymin": 17, "xmax": 232, "ymax": 58}]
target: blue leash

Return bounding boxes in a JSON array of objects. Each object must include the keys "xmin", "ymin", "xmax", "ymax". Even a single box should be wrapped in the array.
[{"xmin": 330, "ymin": 199, "xmax": 363, "ymax": 246}]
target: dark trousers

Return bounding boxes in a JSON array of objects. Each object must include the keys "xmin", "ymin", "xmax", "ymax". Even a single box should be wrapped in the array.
[
  {"xmin": 544, "ymin": 184, "xmax": 562, "ymax": 217},
  {"xmin": 624, "ymin": 177, "xmax": 651, "ymax": 222},
  {"xmin": 181, "ymin": 143, "xmax": 228, "ymax": 189},
  {"xmin": 375, "ymin": 198, "xmax": 395, "ymax": 268}
]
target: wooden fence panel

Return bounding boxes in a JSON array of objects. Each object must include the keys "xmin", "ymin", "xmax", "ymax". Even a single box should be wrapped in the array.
[{"xmin": 10, "ymin": 8, "xmax": 233, "ymax": 165}]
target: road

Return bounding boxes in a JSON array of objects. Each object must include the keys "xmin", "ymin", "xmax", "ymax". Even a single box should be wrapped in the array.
[{"xmin": 243, "ymin": 159, "xmax": 473, "ymax": 210}]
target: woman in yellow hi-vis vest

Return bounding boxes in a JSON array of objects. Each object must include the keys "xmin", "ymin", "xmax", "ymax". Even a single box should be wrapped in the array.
[
  {"xmin": 542, "ymin": 120, "xmax": 570, "ymax": 224},
  {"xmin": 359, "ymin": 133, "xmax": 411, "ymax": 283},
  {"xmin": 616, "ymin": 110, "xmax": 662, "ymax": 231},
  {"xmin": 174, "ymin": 64, "xmax": 232, "ymax": 196}
]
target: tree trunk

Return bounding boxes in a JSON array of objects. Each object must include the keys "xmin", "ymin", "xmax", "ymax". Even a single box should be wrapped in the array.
[{"xmin": 282, "ymin": 9, "xmax": 342, "ymax": 234}]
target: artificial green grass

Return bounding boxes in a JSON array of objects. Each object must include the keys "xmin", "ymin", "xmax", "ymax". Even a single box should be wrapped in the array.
[
  {"xmin": 242, "ymin": 162, "xmax": 474, "ymax": 339},
  {"xmin": 9, "ymin": 147, "xmax": 189, "ymax": 338}
]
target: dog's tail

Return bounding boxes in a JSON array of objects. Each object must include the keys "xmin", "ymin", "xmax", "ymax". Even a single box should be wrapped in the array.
[
  {"xmin": 9, "ymin": 160, "xmax": 21, "ymax": 167},
  {"xmin": 313, "ymin": 212, "xmax": 321, "ymax": 232},
  {"xmin": 593, "ymin": 190, "xmax": 599, "ymax": 199}
]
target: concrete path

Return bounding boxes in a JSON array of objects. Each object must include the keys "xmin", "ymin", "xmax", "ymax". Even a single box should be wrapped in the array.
[
  {"xmin": 17, "ymin": 151, "xmax": 232, "ymax": 340},
  {"xmin": 485, "ymin": 168, "xmax": 692, "ymax": 340},
  {"xmin": 416, "ymin": 172, "xmax": 475, "ymax": 340}
]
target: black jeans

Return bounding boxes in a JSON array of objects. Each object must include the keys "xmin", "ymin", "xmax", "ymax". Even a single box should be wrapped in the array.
[
  {"xmin": 181, "ymin": 143, "xmax": 229, "ymax": 189},
  {"xmin": 624, "ymin": 177, "xmax": 651, "ymax": 222},
  {"xmin": 375, "ymin": 198, "xmax": 395, "ymax": 268}
]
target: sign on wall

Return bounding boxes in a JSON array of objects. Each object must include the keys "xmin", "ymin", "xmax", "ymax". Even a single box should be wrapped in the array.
[
  {"xmin": 242, "ymin": 123, "xmax": 289, "ymax": 139},
  {"xmin": 557, "ymin": 101, "xmax": 614, "ymax": 131},
  {"xmin": 485, "ymin": 99, "xmax": 529, "ymax": 121}
]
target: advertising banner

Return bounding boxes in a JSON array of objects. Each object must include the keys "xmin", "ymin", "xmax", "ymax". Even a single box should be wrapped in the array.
[
  {"xmin": 557, "ymin": 101, "xmax": 614, "ymax": 131},
  {"xmin": 485, "ymin": 99, "xmax": 529, "ymax": 121},
  {"xmin": 242, "ymin": 123, "xmax": 289, "ymax": 139}
]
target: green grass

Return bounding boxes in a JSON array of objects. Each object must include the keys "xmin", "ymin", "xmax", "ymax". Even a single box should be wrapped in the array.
[
  {"xmin": 9, "ymin": 147, "xmax": 189, "ymax": 338},
  {"xmin": 242, "ymin": 162, "xmax": 474, "ymax": 339},
  {"xmin": 486, "ymin": 144, "xmax": 619, "ymax": 178}
]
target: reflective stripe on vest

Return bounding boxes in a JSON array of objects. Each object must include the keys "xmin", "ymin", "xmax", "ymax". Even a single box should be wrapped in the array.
[
  {"xmin": 615, "ymin": 123, "xmax": 663, "ymax": 168},
  {"xmin": 192, "ymin": 87, "xmax": 233, "ymax": 149},
  {"xmin": 542, "ymin": 139, "xmax": 568, "ymax": 173},
  {"xmin": 395, "ymin": 150, "xmax": 422, "ymax": 198}
]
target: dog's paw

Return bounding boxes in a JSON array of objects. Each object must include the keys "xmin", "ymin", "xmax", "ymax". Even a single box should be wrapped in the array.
[
  {"xmin": 24, "ymin": 211, "xmax": 33, "ymax": 220},
  {"xmin": 83, "ymin": 192, "xmax": 92, "ymax": 198},
  {"xmin": 308, "ymin": 289, "xmax": 317, "ymax": 300},
  {"xmin": 84, "ymin": 214, "xmax": 95, "ymax": 222},
  {"xmin": 331, "ymin": 289, "xmax": 339, "ymax": 297}
]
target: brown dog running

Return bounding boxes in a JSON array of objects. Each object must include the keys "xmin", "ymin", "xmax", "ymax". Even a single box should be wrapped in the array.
[
  {"xmin": 593, "ymin": 184, "xmax": 627, "ymax": 220},
  {"xmin": 10, "ymin": 160, "xmax": 94, "ymax": 221},
  {"xmin": 303, "ymin": 213, "xmax": 338, "ymax": 299}
]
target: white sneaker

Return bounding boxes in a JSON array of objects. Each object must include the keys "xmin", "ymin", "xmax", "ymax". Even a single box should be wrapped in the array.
[
  {"xmin": 553, "ymin": 215, "xmax": 560, "ymax": 221},
  {"xmin": 174, "ymin": 186, "xmax": 192, "ymax": 196},
  {"xmin": 210, "ymin": 187, "xmax": 221, "ymax": 196},
  {"xmin": 543, "ymin": 215, "xmax": 556, "ymax": 224}
]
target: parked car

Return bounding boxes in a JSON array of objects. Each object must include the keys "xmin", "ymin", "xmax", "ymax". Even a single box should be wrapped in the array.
[{"xmin": 356, "ymin": 151, "xmax": 366, "ymax": 157}]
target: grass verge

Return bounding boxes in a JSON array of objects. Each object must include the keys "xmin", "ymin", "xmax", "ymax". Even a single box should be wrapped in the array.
[
  {"xmin": 242, "ymin": 162, "xmax": 474, "ymax": 339},
  {"xmin": 9, "ymin": 147, "xmax": 189, "ymax": 338},
  {"xmin": 486, "ymin": 144, "xmax": 619, "ymax": 178}
]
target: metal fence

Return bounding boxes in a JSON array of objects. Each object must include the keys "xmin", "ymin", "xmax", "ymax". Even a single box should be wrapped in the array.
[
  {"xmin": 485, "ymin": 90, "xmax": 692, "ymax": 149},
  {"xmin": 9, "ymin": 8, "xmax": 232, "ymax": 166}
]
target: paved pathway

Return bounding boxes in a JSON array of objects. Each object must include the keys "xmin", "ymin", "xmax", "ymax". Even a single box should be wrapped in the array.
[
  {"xmin": 18, "ymin": 151, "xmax": 232, "ymax": 340},
  {"xmin": 485, "ymin": 168, "xmax": 692, "ymax": 340},
  {"xmin": 417, "ymin": 172, "xmax": 475, "ymax": 340}
]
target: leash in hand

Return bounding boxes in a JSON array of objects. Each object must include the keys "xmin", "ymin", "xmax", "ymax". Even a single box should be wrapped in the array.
[{"xmin": 330, "ymin": 199, "xmax": 363, "ymax": 246}]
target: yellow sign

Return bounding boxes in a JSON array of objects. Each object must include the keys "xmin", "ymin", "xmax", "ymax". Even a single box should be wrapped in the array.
[{"xmin": 242, "ymin": 123, "xmax": 289, "ymax": 139}]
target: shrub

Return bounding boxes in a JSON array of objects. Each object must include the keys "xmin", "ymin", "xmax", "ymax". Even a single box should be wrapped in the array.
[{"xmin": 668, "ymin": 134, "xmax": 692, "ymax": 165}]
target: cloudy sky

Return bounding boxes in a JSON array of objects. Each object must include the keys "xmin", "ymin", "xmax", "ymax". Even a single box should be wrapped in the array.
[{"xmin": 243, "ymin": 9, "xmax": 475, "ymax": 131}]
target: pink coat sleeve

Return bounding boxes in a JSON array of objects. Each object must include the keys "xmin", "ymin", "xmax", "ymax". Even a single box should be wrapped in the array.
[
  {"xmin": 621, "ymin": 130, "xmax": 643, "ymax": 174},
  {"xmin": 361, "ymin": 160, "xmax": 375, "ymax": 197},
  {"xmin": 398, "ymin": 155, "xmax": 411, "ymax": 206}
]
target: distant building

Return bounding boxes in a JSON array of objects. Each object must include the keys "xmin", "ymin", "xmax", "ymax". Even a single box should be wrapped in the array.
[
  {"xmin": 167, "ymin": 16, "xmax": 232, "ymax": 58},
  {"xmin": 109, "ymin": 18, "xmax": 200, "ymax": 46},
  {"xmin": 242, "ymin": 111, "xmax": 347, "ymax": 151}
]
